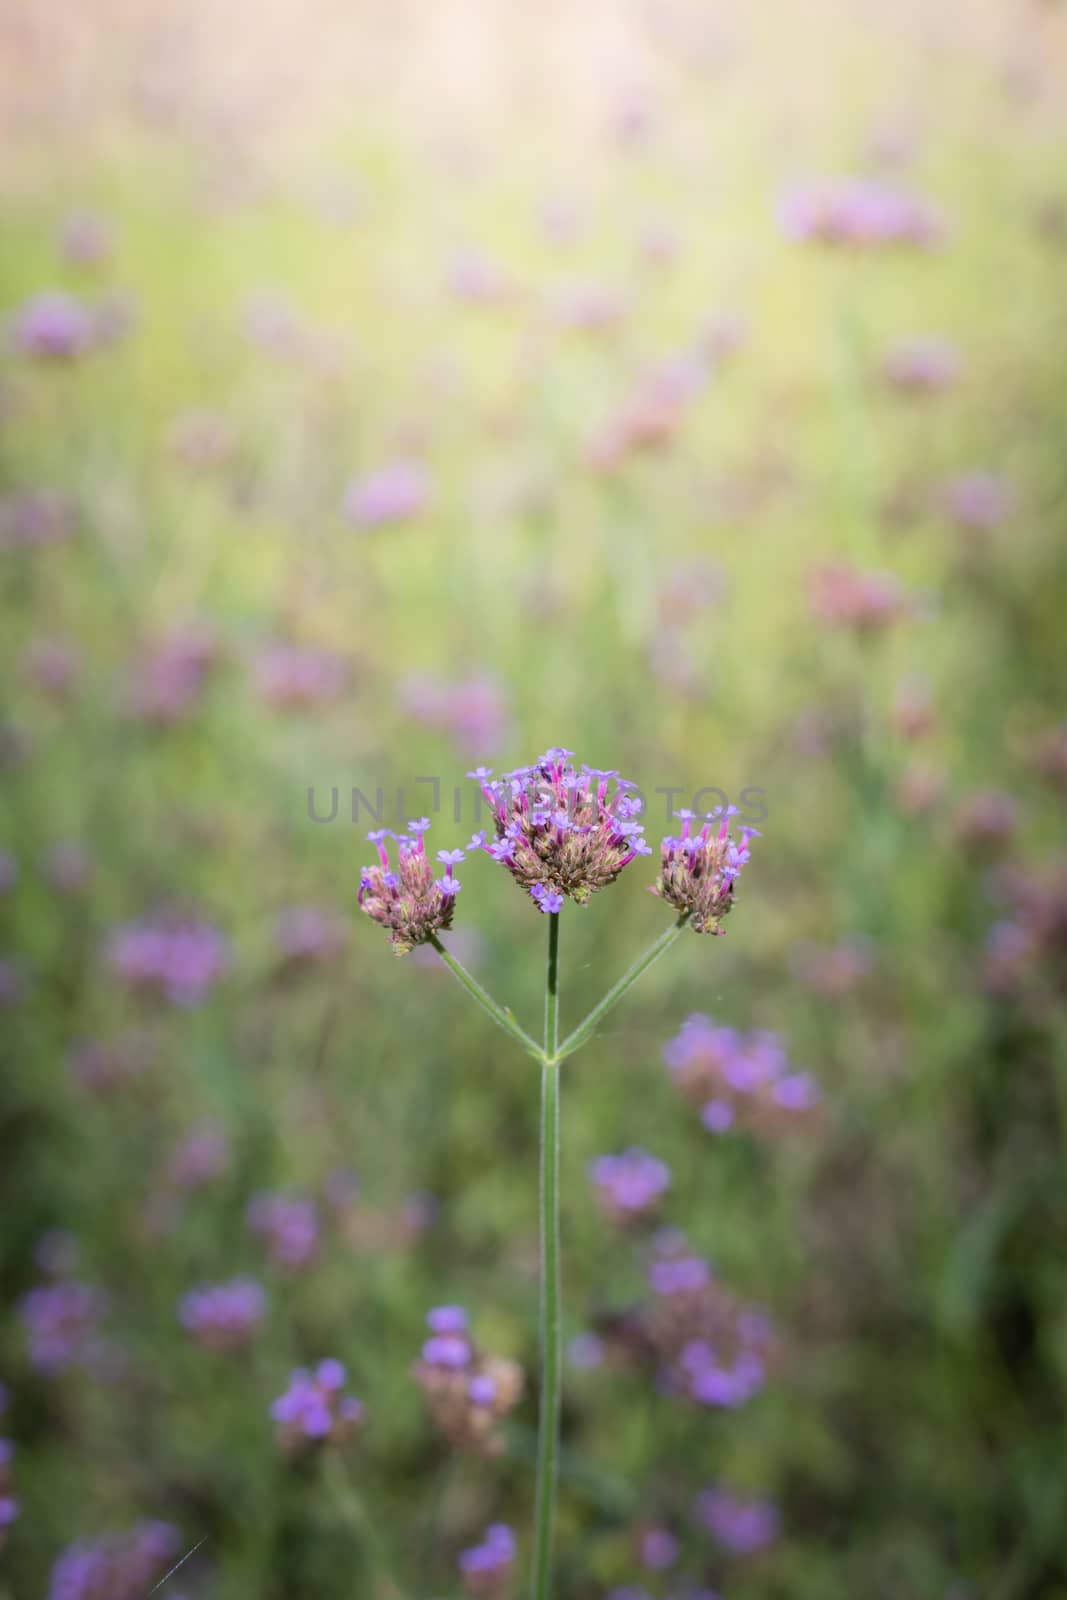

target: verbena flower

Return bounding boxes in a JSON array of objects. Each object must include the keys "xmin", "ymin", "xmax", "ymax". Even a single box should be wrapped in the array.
[
  {"xmin": 412, "ymin": 1305, "xmax": 523, "ymax": 1455},
  {"xmin": 177, "ymin": 1278, "xmax": 266, "ymax": 1351},
  {"xmin": 344, "ymin": 461, "xmax": 428, "ymax": 529},
  {"xmin": 650, "ymin": 809, "xmax": 756, "ymax": 934},
  {"xmin": 20, "ymin": 1282, "xmax": 107, "ymax": 1375},
  {"xmin": 469, "ymin": 749, "xmax": 649, "ymax": 911},
  {"xmin": 695, "ymin": 1487, "xmax": 780, "ymax": 1555},
  {"xmin": 457, "ymin": 1523, "xmax": 516, "ymax": 1597},
  {"xmin": 246, "ymin": 1192, "xmax": 319, "ymax": 1269},
  {"xmin": 10, "ymin": 290, "xmax": 95, "ymax": 360},
  {"xmin": 588, "ymin": 1149, "xmax": 671, "ymax": 1226},
  {"xmin": 106, "ymin": 915, "xmax": 228, "ymax": 1005},
  {"xmin": 358, "ymin": 824, "xmax": 461, "ymax": 954},
  {"xmin": 46, "ymin": 1522, "xmax": 180, "ymax": 1600},
  {"xmin": 663, "ymin": 1014, "xmax": 821, "ymax": 1135},
  {"xmin": 270, "ymin": 1360, "xmax": 364, "ymax": 1451}
]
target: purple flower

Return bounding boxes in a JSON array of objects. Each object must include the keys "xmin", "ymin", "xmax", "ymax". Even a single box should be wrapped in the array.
[
  {"xmin": 253, "ymin": 645, "xmax": 347, "ymax": 708},
  {"xmin": 274, "ymin": 905, "xmax": 348, "ymax": 967},
  {"xmin": 271, "ymin": 1361, "xmax": 364, "ymax": 1450},
  {"xmin": 178, "ymin": 1277, "xmax": 266, "ymax": 1351},
  {"xmin": 458, "ymin": 1523, "xmax": 516, "ymax": 1595},
  {"xmin": 165, "ymin": 1120, "xmax": 230, "ymax": 1190},
  {"xmin": 942, "ymin": 472, "xmax": 1013, "ymax": 531},
  {"xmin": 46, "ymin": 1522, "xmax": 180, "ymax": 1600},
  {"xmin": 650, "ymin": 811, "xmax": 756, "ymax": 935},
  {"xmin": 107, "ymin": 916, "xmax": 228, "ymax": 1006},
  {"xmin": 427, "ymin": 1305, "xmax": 469, "ymax": 1334},
  {"xmin": 10, "ymin": 290, "xmax": 95, "ymax": 359},
  {"xmin": 20, "ymin": 1281, "xmax": 107, "ymax": 1374},
  {"xmin": 589, "ymin": 1149, "xmax": 671, "ymax": 1224},
  {"xmin": 639, "ymin": 1525, "xmax": 679, "ymax": 1569},
  {"xmin": 344, "ymin": 461, "xmax": 428, "ymax": 529},
  {"xmin": 882, "ymin": 335, "xmax": 961, "ymax": 393},
  {"xmin": 696, "ymin": 1487, "xmax": 780, "ymax": 1555},
  {"xmin": 247, "ymin": 1193, "xmax": 319, "ymax": 1269},
  {"xmin": 780, "ymin": 178, "xmax": 942, "ymax": 248},
  {"xmin": 359, "ymin": 822, "xmax": 462, "ymax": 955},
  {"xmin": 473, "ymin": 749, "xmax": 649, "ymax": 910}
]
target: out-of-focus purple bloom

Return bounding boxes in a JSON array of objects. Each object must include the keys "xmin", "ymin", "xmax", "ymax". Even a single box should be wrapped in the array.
[
  {"xmin": 247, "ymin": 1192, "xmax": 319, "ymax": 1270},
  {"xmin": 639, "ymin": 1525, "xmax": 679, "ymax": 1569},
  {"xmin": 664, "ymin": 1013, "xmax": 820, "ymax": 1134},
  {"xmin": 458, "ymin": 1523, "xmax": 516, "ymax": 1597},
  {"xmin": 253, "ymin": 645, "xmax": 347, "ymax": 709},
  {"xmin": 953, "ymin": 790, "xmax": 1018, "ymax": 853},
  {"xmin": 271, "ymin": 1360, "xmax": 364, "ymax": 1451},
  {"xmin": 413, "ymin": 1306, "xmax": 523, "ymax": 1454},
  {"xmin": 0, "ymin": 491, "xmax": 75, "ymax": 550},
  {"xmin": 274, "ymin": 905, "xmax": 348, "ymax": 969},
  {"xmin": 397, "ymin": 673, "xmax": 511, "ymax": 755},
  {"xmin": 882, "ymin": 336, "xmax": 961, "ymax": 393},
  {"xmin": 0, "ymin": 1430, "xmax": 16, "ymax": 1547},
  {"xmin": 567, "ymin": 1332, "xmax": 605, "ymax": 1369},
  {"xmin": 10, "ymin": 291, "xmax": 95, "ymax": 359},
  {"xmin": 169, "ymin": 410, "xmax": 234, "ymax": 472},
  {"xmin": 589, "ymin": 1149, "xmax": 671, "ymax": 1225},
  {"xmin": 791, "ymin": 938, "xmax": 873, "ymax": 997},
  {"xmin": 696, "ymin": 1487, "xmax": 780, "ymax": 1555},
  {"xmin": 780, "ymin": 178, "xmax": 942, "ymax": 248},
  {"xmin": 126, "ymin": 627, "xmax": 220, "ymax": 725},
  {"xmin": 46, "ymin": 1521, "xmax": 180, "ymax": 1600},
  {"xmin": 447, "ymin": 249, "xmax": 516, "ymax": 306},
  {"xmin": 941, "ymin": 472, "xmax": 1013, "ymax": 531},
  {"xmin": 107, "ymin": 916, "xmax": 228, "ymax": 1006},
  {"xmin": 344, "ymin": 461, "xmax": 428, "ymax": 529},
  {"xmin": 20, "ymin": 1281, "xmax": 107, "ymax": 1374},
  {"xmin": 549, "ymin": 280, "xmax": 628, "ymax": 335},
  {"xmin": 810, "ymin": 562, "xmax": 909, "ymax": 631},
  {"xmin": 165, "ymin": 1121, "xmax": 230, "ymax": 1191},
  {"xmin": 178, "ymin": 1277, "xmax": 266, "ymax": 1351}
]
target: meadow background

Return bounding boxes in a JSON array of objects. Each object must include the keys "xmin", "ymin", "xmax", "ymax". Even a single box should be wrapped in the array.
[{"xmin": 2, "ymin": 1, "xmax": 1067, "ymax": 1595}]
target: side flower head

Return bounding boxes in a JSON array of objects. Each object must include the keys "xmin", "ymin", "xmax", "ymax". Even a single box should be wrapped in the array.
[
  {"xmin": 468, "ymin": 749, "xmax": 649, "ymax": 910},
  {"xmin": 650, "ymin": 809, "xmax": 757, "ymax": 935},
  {"xmin": 358, "ymin": 825, "xmax": 461, "ymax": 955}
]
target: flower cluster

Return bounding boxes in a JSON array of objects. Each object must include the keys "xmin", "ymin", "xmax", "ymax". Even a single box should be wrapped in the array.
[
  {"xmin": 270, "ymin": 1359, "xmax": 364, "ymax": 1451},
  {"xmin": 46, "ymin": 1521, "xmax": 180, "ymax": 1600},
  {"xmin": 649, "ymin": 810, "xmax": 755, "ymax": 935},
  {"xmin": 412, "ymin": 1306, "xmax": 523, "ymax": 1455},
  {"xmin": 20, "ymin": 1282, "xmax": 108, "ymax": 1375},
  {"xmin": 126, "ymin": 627, "xmax": 220, "ymax": 725},
  {"xmin": 177, "ymin": 1278, "xmax": 266, "ymax": 1351},
  {"xmin": 589, "ymin": 1148, "xmax": 671, "ymax": 1226},
  {"xmin": 344, "ymin": 460, "xmax": 429, "ymax": 529},
  {"xmin": 10, "ymin": 290, "xmax": 96, "ymax": 359},
  {"xmin": 592, "ymin": 1236, "xmax": 777, "ymax": 1410},
  {"xmin": 696, "ymin": 1486, "xmax": 780, "ymax": 1556},
  {"xmin": 457, "ymin": 1523, "xmax": 517, "ymax": 1597},
  {"xmin": 882, "ymin": 335, "xmax": 961, "ymax": 394},
  {"xmin": 247, "ymin": 1192, "xmax": 320, "ymax": 1270},
  {"xmin": 107, "ymin": 915, "xmax": 229, "ymax": 1006},
  {"xmin": 358, "ymin": 822, "xmax": 462, "ymax": 954},
  {"xmin": 780, "ymin": 179, "xmax": 942, "ymax": 248},
  {"xmin": 810, "ymin": 562, "xmax": 908, "ymax": 632},
  {"xmin": 253, "ymin": 645, "xmax": 347, "ymax": 709},
  {"xmin": 469, "ymin": 749, "xmax": 650, "ymax": 911},
  {"xmin": 663, "ymin": 1014, "xmax": 821, "ymax": 1135}
]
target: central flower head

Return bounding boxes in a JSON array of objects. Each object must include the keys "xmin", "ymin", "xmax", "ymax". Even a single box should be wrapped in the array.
[{"xmin": 468, "ymin": 748, "xmax": 650, "ymax": 912}]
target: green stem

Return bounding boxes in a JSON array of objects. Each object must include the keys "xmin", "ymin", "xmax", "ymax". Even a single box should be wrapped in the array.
[
  {"xmin": 427, "ymin": 934, "xmax": 543, "ymax": 1062},
  {"xmin": 553, "ymin": 914, "xmax": 690, "ymax": 1065},
  {"xmin": 532, "ymin": 913, "xmax": 561, "ymax": 1600},
  {"xmin": 322, "ymin": 1448, "xmax": 404, "ymax": 1599}
]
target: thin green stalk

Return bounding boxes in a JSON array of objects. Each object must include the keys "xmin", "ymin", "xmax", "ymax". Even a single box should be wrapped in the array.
[
  {"xmin": 553, "ymin": 914, "xmax": 690, "ymax": 1065},
  {"xmin": 427, "ymin": 934, "xmax": 543, "ymax": 1062},
  {"xmin": 322, "ymin": 1448, "xmax": 404, "ymax": 1599},
  {"xmin": 532, "ymin": 912, "xmax": 562, "ymax": 1600}
]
